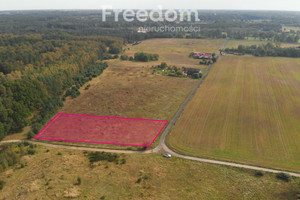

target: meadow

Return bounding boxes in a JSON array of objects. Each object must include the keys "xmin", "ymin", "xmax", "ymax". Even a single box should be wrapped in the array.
[
  {"xmin": 61, "ymin": 38, "xmax": 225, "ymax": 119},
  {"xmin": 167, "ymin": 55, "xmax": 300, "ymax": 172},
  {"xmin": 227, "ymin": 39, "xmax": 269, "ymax": 48},
  {"xmin": 0, "ymin": 144, "xmax": 298, "ymax": 200}
]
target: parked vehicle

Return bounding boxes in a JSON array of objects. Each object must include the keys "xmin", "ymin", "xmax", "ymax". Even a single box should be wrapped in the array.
[{"xmin": 163, "ymin": 153, "xmax": 172, "ymax": 158}]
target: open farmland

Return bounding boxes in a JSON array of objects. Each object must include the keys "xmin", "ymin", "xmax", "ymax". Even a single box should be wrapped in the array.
[
  {"xmin": 167, "ymin": 55, "xmax": 300, "ymax": 172},
  {"xmin": 227, "ymin": 40, "xmax": 269, "ymax": 48},
  {"xmin": 60, "ymin": 59, "xmax": 197, "ymax": 120},
  {"xmin": 0, "ymin": 144, "xmax": 299, "ymax": 200},
  {"xmin": 60, "ymin": 38, "xmax": 225, "ymax": 119},
  {"xmin": 42, "ymin": 39, "xmax": 225, "ymax": 149},
  {"xmin": 125, "ymin": 38, "xmax": 225, "ymax": 68},
  {"xmin": 44, "ymin": 59, "xmax": 196, "ymax": 150}
]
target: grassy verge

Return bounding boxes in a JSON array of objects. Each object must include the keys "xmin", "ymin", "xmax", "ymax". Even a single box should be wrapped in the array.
[{"xmin": 0, "ymin": 144, "xmax": 299, "ymax": 199}]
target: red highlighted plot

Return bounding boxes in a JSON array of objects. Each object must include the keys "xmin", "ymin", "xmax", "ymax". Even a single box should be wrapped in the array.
[{"xmin": 34, "ymin": 113, "xmax": 168, "ymax": 147}]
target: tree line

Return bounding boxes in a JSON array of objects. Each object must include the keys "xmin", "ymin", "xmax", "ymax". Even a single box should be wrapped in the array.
[
  {"xmin": 224, "ymin": 43, "xmax": 300, "ymax": 57},
  {"xmin": 0, "ymin": 34, "xmax": 122, "ymax": 140},
  {"xmin": 152, "ymin": 62, "xmax": 202, "ymax": 79},
  {"xmin": 1, "ymin": 11, "xmax": 300, "ymax": 43},
  {"xmin": 134, "ymin": 52, "xmax": 159, "ymax": 62}
]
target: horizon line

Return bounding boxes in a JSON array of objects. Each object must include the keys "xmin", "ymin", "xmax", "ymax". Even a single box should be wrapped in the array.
[{"xmin": 1, "ymin": 8, "xmax": 300, "ymax": 12}]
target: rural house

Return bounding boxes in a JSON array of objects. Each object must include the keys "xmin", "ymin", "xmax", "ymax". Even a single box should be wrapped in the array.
[
  {"xmin": 201, "ymin": 53, "xmax": 213, "ymax": 59},
  {"xmin": 193, "ymin": 52, "xmax": 202, "ymax": 58},
  {"xmin": 192, "ymin": 52, "xmax": 213, "ymax": 59}
]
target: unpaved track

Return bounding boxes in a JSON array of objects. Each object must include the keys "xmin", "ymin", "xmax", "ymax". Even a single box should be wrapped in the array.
[
  {"xmin": 160, "ymin": 145, "xmax": 300, "ymax": 178},
  {"xmin": 151, "ymin": 40, "xmax": 228, "ymax": 154},
  {"xmin": 2, "ymin": 40, "xmax": 300, "ymax": 178},
  {"xmin": 2, "ymin": 139, "xmax": 300, "ymax": 177}
]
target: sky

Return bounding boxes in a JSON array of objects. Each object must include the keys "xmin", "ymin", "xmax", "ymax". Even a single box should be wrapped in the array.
[{"xmin": 1, "ymin": 0, "xmax": 300, "ymax": 11}]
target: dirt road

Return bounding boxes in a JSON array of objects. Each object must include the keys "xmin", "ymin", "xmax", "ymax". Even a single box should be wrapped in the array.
[{"xmin": 2, "ymin": 139, "xmax": 300, "ymax": 177}]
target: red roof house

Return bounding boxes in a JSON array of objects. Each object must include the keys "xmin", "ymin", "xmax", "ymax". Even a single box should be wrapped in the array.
[
  {"xmin": 193, "ymin": 52, "xmax": 201, "ymax": 57},
  {"xmin": 202, "ymin": 53, "xmax": 213, "ymax": 59}
]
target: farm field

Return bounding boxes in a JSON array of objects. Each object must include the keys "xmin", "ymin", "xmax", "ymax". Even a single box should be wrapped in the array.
[
  {"xmin": 35, "ymin": 113, "xmax": 167, "ymax": 147},
  {"xmin": 167, "ymin": 55, "xmax": 300, "ymax": 172},
  {"xmin": 36, "ymin": 39, "xmax": 225, "ymax": 149},
  {"xmin": 60, "ymin": 59, "xmax": 197, "ymax": 120},
  {"xmin": 0, "ymin": 144, "xmax": 299, "ymax": 200},
  {"xmin": 60, "ymin": 38, "xmax": 224, "ymax": 119},
  {"xmin": 125, "ymin": 38, "xmax": 225, "ymax": 68},
  {"xmin": 227, "ymin": 39, "xmax": 269, "ymax": 48}
]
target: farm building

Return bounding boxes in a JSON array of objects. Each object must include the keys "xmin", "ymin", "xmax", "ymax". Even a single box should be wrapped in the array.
[
  {"xmin": 192, "ymin": 52, "xmax": 213, "ymax": 59},
  {"xmin": 201, "ymin": 53, "xmax": 213, "ymax": 59},
  {"xmin": 193, "ymin": 52, "xmax": 202, "ymax": 58}
]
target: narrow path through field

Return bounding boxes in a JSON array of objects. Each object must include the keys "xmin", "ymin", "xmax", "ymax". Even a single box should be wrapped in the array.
[{"xmin": 2, "ymin": 40, "xmax": 300, "ymax": 178}]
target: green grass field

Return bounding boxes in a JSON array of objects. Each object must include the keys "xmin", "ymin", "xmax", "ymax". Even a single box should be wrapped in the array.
[
  {"xmin": 0, "ymin": 144, "xmax": 299, "ymax": 200},
  {"xmin": 167, "ymin": 55, "xmax": 300, "ymax": 172}
]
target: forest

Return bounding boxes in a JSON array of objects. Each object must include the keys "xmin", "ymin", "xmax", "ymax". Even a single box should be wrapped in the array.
[
  {"xmin": 224, "ymin": 43, "xmax": 300, "ymax": 57},
  {"xmin": 0, "ymin": 10, "xmax": 300, "ymax": 43},
  {"xmin": 0, "ymin": 33, "xmax": 123, "ymax": 140}
]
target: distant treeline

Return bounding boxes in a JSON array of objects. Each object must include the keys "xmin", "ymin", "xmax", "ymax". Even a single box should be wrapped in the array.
[
  {"xmin": 1, "ymin": 11, "xmax": 300, "ymax": 43},
  {"xmin": 224, "ymin": 43, "xmax": 300, "ymax": 57},
  {"xmin": 134, "ymin": 52, "xmax": 159, "ymax": 62},
  {"xmin": 0, "ymin": 33, "xmax": 122, "ymax": 140}
]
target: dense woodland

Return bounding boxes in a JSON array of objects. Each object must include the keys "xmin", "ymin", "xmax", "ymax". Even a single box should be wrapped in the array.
[
  {"xmin": 0, "ymin": 10, "xmax": 300, "ymax": 43},
  {"xmin": 0, "ymin": 34, "xmax": 122, "ymax": 140},
  {"xmin": 224, "ymin": 43, "xmax": 300, "ymax": 57}
]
